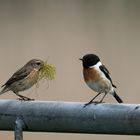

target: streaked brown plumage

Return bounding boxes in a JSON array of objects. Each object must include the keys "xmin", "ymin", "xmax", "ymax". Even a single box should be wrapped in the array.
[{"xmin": 0, "ymin": 59, "xmax": 44, "ymax": 100}]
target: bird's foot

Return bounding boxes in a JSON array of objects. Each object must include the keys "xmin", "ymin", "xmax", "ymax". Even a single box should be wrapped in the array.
[
  {"xmin": 83, "ymin": 101, "xmax": 105, "ymax": 108},
  {"xmin": 17, "ymin": 97, "xmax": 34, "ymax": 101}
]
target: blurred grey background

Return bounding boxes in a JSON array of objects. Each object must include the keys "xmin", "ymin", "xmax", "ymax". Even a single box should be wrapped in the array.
[{"xmin": 0, "ymin": 0, "xmax": 140, "ymax": 139}]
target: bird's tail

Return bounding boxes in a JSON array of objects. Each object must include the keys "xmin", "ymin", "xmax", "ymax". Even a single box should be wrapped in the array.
[{"xmin": 113, "ymin": 91, "xmax": 123, "ymax": 103}]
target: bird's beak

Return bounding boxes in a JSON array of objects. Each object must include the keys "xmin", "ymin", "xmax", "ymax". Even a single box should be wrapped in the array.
[{"xmin": 79, "ymin": 58, "xmax": 83, "ymax": 61}]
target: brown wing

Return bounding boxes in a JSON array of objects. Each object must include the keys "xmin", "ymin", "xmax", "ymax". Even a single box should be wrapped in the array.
[{"xmin": 2, "ymin": 65, "xmax": 32, "ymax": 87}]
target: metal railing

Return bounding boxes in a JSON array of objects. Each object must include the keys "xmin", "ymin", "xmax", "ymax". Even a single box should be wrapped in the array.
[{"xmin": 0, "ymin": 100, "xmax": 140, "ymax": 140}]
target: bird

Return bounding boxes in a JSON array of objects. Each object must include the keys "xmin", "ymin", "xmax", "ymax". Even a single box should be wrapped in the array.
[
  {"xmin": 0, "ymin": 59, "xmax": 44, "ymax": 100},
  {"xmin": 79, "ymin": 54, "xmax": 123, "ymax": 106}
]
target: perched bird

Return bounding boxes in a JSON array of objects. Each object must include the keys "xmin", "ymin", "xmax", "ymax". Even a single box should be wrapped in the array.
[
  {"xmin": 0, "ymin": 59, "xmax": 44, "ymax": 100},
  {"xmin": 79, "ymin": 54, "xmax": 123, "ymax": 106}
]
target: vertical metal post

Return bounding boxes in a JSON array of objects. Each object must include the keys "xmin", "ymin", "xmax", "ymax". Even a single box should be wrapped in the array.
[{"xmin": 14, "ymin": 116, "xmax": 25, "ymax": 140}]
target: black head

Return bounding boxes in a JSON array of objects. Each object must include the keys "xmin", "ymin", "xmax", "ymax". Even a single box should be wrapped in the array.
[{"xmin": 79, "ymin": 54, "xmax": 100, "ymax": 69}]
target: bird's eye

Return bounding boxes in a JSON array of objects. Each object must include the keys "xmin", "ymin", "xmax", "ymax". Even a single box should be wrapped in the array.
[{"xmin": 36, "ymin": 62, "xmax": 41, "ymax": 65}]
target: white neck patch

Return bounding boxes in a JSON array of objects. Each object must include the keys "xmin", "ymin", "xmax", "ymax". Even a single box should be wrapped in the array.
[{"xmin": 89, "ymin": 61, "xmax": 102, "ymax": 69}]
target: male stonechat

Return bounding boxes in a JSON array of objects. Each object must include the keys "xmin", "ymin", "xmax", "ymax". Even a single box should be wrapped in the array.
[{"xmin": 80, "ymin": 54, "xmax": 123, "ymax": 106}]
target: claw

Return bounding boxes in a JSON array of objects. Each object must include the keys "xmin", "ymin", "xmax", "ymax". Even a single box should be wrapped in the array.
[
  {"xmin": 17, "ymin": 97, "xmax": 34, "ymax": 101},
  {"xmin": 83, "ymin": 101, "xmax": 105, "ymax": 108}
]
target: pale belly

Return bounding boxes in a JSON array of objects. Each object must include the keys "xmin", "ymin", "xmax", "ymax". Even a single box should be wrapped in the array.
[
  {"xmin": 11, "ymin": 78, "xmax": 38, "ymax": 92},
  {"xmin": 11, "ymin": 71, "xmax": 39, "ymax": 92},
  {"xmin": 86, "ymin": 80, "xmax": 113, "ymax": 94}
]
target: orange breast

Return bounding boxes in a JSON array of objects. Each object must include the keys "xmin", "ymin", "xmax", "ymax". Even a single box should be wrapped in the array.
[
  {"xmin": 83, "ymin": 68, "xmax": 112, "ymax": 93},
  {"xmin": 83, "ymin": 68, "xmax": 100, "ymax": 82}
]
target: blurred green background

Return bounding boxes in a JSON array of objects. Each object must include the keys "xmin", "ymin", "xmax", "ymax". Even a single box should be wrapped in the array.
[{"xmin": 0, "ymin": 0, "xmax": 140, "ymax": 139}]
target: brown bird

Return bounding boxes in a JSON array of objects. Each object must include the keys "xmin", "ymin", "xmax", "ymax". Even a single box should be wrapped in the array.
[{"xmin": 0, "ymin": 59, "xmax": 44, "ymax": 100}]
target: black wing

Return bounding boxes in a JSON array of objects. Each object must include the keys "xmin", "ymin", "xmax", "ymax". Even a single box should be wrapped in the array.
[
  {"xmin": 99, "ymin": 65, "xmax": 117, "ymax": 88},
  {"xmin": 2, "ymin": 65, "xmax": 32, "ymax": 87}
]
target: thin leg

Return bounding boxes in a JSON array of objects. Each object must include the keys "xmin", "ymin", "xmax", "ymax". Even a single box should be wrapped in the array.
[
  {"xmin": 13, "ymin": 92, "xmax": 34, "ymax": 101},
  {"xmin": 99, "ymin": 93, "xmax": 107, "ymax": 103},
  {"xmin": 84, "ymin": 92, "xmax": 101, "ymax": 107}
]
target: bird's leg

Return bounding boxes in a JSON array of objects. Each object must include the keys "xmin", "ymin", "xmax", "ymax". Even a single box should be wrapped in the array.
[
  {"xmin": 13, "ymin": 92, "xmax": 34, "ymax": 101},
  {"xmin": 98, "ymin": 93, "xmax": 107, "ymax": 103},
  {"xmin": 84, "ymin": 92, "xmax": 101, "ymax": 107}
]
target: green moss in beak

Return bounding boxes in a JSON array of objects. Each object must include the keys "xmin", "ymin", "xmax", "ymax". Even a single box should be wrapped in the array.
[{"xmin": 39, "ymin": 61, "xmax": 56, "ymax": 80}]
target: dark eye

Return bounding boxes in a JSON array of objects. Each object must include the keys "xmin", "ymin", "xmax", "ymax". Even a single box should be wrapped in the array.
[{"xmin": 36, "ymin": 62, "xmax": 41, "ymax": 65}]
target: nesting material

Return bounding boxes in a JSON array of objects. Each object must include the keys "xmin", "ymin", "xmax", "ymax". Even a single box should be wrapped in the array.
[{"xmin": 39, "ymin": 61, "xmax": 56, "ymax": 81}]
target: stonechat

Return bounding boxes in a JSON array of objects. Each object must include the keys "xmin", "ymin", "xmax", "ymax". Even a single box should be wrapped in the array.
[
  {"xmin": 80, "ymin": 54, "xmax": 123, "ymax": 106},
  {"xmin": 0, "ymin": 59, "xmax": 44, "ymax": 100}
]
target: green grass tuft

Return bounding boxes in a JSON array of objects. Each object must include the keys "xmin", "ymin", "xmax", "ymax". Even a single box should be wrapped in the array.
[{"xmin": 39, "ymin": 61, "xmax": 56, "ymax": 80}]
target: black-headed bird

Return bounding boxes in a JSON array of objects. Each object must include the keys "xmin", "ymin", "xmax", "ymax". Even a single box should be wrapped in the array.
[{"xmin": 80, "ymin": 54, "xmax": 123, "ymax": 106}]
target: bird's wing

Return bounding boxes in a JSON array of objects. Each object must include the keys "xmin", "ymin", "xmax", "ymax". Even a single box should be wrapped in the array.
[
  {"xmin": 99, "ymin": 65, "xmax": 117, "ymax": 88},
  {"xmin": 2, "ymin": 65, "xmax": 32, "ymax": 87}
]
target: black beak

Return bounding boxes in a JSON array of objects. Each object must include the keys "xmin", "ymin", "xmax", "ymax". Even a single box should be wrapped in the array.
[{"xmin": 79, "ymin": 58, "xmax": 83, "ymax": 61}]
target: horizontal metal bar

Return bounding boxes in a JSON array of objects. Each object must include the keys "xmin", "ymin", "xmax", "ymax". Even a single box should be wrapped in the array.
[{"xmin": 0, "ymin": 100, "xmax": 140, "ymax": 135}]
